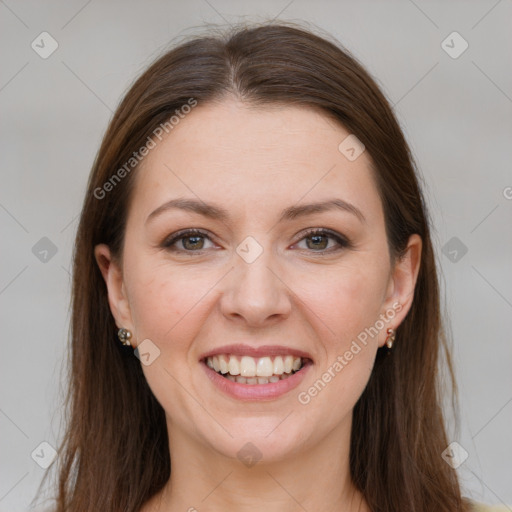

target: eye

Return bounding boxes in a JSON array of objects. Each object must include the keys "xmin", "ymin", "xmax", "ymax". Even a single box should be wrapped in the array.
[
  {"xmin": 162, "ymin": 229, "xmax": 215, "ymax": 252},
  {"xmin": 161, "ymin": 227, "xmax": 352, "ymax": 255},
  {"xmin": 293, "ymin": 228, "xmax": 352, "ymax": 253}
]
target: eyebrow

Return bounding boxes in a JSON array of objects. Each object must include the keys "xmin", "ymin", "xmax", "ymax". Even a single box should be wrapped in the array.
[{"xmin": 145, "ymin": 197, "xmax": 366, "ymax": 225}]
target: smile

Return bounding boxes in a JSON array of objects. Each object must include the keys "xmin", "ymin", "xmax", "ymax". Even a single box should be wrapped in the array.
[
  {"xmin": 205, "ymin": 354, "xmax": 304, "ymax": 384},
  {"xmin": 200, "ymin": 345, "xmax": 314, "ymax": 401}
]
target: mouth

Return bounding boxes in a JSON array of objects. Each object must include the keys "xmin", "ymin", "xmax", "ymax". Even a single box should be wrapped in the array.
[
  {"xmin": 199, "ymin": 344, "xmax": 313, "ymax": 400},
  {"xmin": 202, "ymin": 354, "xmax": 311, "ymax": 384}
]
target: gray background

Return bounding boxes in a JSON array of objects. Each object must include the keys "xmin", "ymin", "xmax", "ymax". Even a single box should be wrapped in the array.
[{"xmin": 1, "ymin": 0, "xmax": 511, "ymax": 510}]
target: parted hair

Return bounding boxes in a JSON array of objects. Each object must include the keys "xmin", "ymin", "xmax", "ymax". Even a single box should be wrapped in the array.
[{"xmin": 35, "ymin": 21, "xmax": 471, "ymax": 512}]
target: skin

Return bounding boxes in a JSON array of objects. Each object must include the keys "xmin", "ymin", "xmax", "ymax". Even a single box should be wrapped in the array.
[{"xmin": 95, "ymin": 98, "xmax": 421, "ymax": 512}]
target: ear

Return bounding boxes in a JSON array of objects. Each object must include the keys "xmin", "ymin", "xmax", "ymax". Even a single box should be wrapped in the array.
[
  {"xmin": 94, "ymin": 244, "xmax": 134, "ymax": 334},
  {"xmin": 379, "ymin": 234, "xmax": 422, "ymax": 347}
]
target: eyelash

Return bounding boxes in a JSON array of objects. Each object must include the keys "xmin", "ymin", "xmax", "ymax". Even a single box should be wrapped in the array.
[{"xmin": 161, "ymin": 228, "xmax": 352, "ymax": 255}]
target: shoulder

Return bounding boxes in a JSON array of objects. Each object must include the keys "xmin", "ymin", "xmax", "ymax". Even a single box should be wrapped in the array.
[{"xmin": 467, "ymin": 499, "xmax": 511, "ymax": 512}]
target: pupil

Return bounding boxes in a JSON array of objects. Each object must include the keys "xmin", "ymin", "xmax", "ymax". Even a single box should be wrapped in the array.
[
  {"xmin": 307, "ymin": 235, "xmax": 327, "ymax": 250},
  {"xmin": 184, "ymin": 236, "xmax": 203, "ymax": 250}
]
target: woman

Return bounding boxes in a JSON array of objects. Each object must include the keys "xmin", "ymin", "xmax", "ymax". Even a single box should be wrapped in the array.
[{"xmin": 35, "ymin": 22, "xmax": 507, "ymax": 512}]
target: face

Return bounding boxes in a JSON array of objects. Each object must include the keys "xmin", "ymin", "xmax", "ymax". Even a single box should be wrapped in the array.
[{"xmin": 96, "ymin": 98, "xmax": 421, "ymax": 464}]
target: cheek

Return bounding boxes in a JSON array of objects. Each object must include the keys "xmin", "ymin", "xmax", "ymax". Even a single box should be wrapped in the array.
[
  {"xmin": 295, "ymin": 266, "xmax": 382, "ymax": 418},
  {"xmin": 295, "ymin": 261, "xmax": 387, "ymax": 347},
  {"xmin": 125, "ymin": 258, "xmax": 202, "ymax": 345}
]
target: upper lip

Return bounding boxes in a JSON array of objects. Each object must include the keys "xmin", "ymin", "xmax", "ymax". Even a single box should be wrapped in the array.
[{"xmin": 199, "ymin": 344, "xmax": 314, "ymax": 362}]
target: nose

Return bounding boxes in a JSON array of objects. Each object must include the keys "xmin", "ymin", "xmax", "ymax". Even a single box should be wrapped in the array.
[{"xmin": 220, "ymin": 244, "xmax": 292, "ymax": 327}]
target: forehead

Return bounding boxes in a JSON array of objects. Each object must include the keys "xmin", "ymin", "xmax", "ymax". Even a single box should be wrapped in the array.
[{"xmin": 129, "ymin": 99, "xmax": 380, "ymax": 224}]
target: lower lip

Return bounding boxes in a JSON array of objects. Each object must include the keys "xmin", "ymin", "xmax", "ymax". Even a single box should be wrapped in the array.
[{"xmin": 201, "ymin": 360, "xmax": 313, "ymax": 401}]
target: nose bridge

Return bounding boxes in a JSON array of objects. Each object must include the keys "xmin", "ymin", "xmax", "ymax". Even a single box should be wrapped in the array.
[{"xmin": 221, "ymin": 234, "xmax": 291, "ymax": 324}]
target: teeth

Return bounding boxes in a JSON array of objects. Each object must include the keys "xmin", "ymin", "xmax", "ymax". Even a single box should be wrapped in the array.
[
  {"xmin": 273, "ymin": 356, "xmax": 284, "ymax": 375},
  {"xmin": 256, "ymin": 357, "xmax": 274, "ymax": 377},
  {"xmin": 218, "ymin": 355, "xmax": 229, "ymax": 374},
  {"xmin": 205, "ymin": 354, "xmax": 306, "ymax": 381},
  {"xmin": 240, "ymin": 356, "xmax": 257, "ymax": 377},
  {"xmin": 228, "ymin": 356, "xmax": 240, "ymax": 375}
]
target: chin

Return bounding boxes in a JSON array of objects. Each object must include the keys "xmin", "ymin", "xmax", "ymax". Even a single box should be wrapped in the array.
[{"xmin": 199, "ymin": 417, "xmax": 310, "ymax": 465}]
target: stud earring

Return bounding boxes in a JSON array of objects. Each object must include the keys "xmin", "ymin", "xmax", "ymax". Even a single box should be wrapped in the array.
[
  {"xmin": 118, "ymin": 328, "xmax": 132, "ymax": 346},
  {"xmin": 385, "ymin": 328, "xmax": 396, "ymax": 349}
]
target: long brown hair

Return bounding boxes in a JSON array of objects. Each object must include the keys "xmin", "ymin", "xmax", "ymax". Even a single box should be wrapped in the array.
[{"xmin": 34, "ymin": 21, "xmax": 471, "ymax": 512}]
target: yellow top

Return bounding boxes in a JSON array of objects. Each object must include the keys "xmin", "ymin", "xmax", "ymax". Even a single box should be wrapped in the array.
[{"xmin": 470, "ymin": 500, "xmax": 511, "ymax": 512}]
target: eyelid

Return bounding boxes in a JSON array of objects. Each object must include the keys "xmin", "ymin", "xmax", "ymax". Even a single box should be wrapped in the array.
[
  {"xmin": 292, "ymin": 227, "xmax": 352, "ymax": 251},
  {"xmin": 162, "ymin": 228, "xmax": 215, "ymax": 250},
  {"xmin": 161, "ymin": 227, "xmax": 352, "ymax": 253}
]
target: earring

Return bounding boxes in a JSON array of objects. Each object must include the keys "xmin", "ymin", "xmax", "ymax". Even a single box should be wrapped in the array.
[
  {"xmin": 118, "ymin": 328, "xmax": 132, "ymax": 346},
  {"xmin": 385, "ymin": 328, "xmax": 396, "ymax": 349}
]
